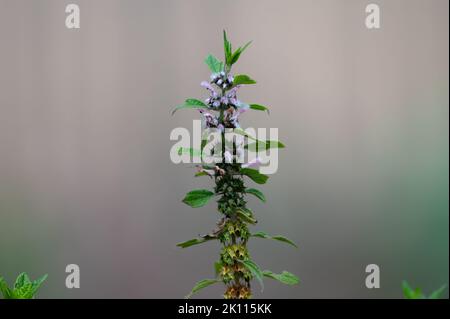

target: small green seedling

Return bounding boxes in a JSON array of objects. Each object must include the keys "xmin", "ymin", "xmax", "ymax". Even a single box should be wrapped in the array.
[
  {"xmin": 0, "ymin": 272, "xmax": 47, "ymax": 299},
  {"xmin": 402, "ymin": 281, "xmax": 447, "ymax": 299}
]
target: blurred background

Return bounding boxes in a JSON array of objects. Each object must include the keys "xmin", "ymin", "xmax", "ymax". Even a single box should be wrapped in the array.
[{"xmin": 0, "ymin": 0, "xmax": 448, "ymax": 298}]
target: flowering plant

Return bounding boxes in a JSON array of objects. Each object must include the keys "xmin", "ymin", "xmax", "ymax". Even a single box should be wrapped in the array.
[{"xmin": 173, "ymin": 31, "xmax": 299, "ymax": 299}]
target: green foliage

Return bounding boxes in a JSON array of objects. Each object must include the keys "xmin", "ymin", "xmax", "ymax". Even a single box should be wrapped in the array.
[
  {"xmin": 241, "ymin": 260, "xmax": 264, "ymax": 291},
  {"xmin": 236, "ymin": 208, "xmax": 257, "ymax": 225},
  {"xmin": 172, "ymin": 99, "xmax": 207, "ymax": 115},
  {"xmin": 182, "ymin": 189, "xmax": 214, "ymax": 208},
  {"xmin": 223, "ymin": 31, "xmax": 252, "ymax": 67},
  {"xmin": 223, "ymin": 30, "xmax": 233, "ymax": 67},
  {"xmin": 245, "ymin": 188, "xmax": 266, "ymax": 202},
  {"xmin": 245, "ymin": 140, "xmax": 285, "ymax": 152},
  {"xmin": 177, "ymin": 237, "xmax": 214, "ymax": 248},
  {"xmin": 174, "ymin": 31, "xmax": 297, "ymax": 299},
  {"xmin": 252, "ymin": 231, "xmax": 298, "ymax": 248},
  {"xmin": 262, "ymin": 270, "xmax": 299, "ymax": 285},
  {"xmin": 428, "ymin": 285, "xmax": 447, "ymax": 299},
  {"xmin": 0, "ymin": 273, "xmax": 47, "ymax": 299},
  {"xmin": 402, "ymin": 281, "xmax": 447, "ymax": 299},
  {"xmin": 233, "ymin": 74, "xmax": 257, "ymax": 85},
  {"xmin": 229, "ymin": 41, "xmax": 252, "ymax": 65},
  {"xmin": 186, "ymin": 279, "xmax": 220, "ymax": 299},
  {"xmin": 249, "ymin": 104, "xmax": 270, "ymax": 114},
  {"xmin": 205, "ymin": 54, "xmax": 224, "ymax": 73},
  {"xmin": 233, "ymin": 128, "xmax": 285, "ymax": 153},
  {"xmin": 240, "ymin": 168, "xmax": 269, "ymax": 184}
]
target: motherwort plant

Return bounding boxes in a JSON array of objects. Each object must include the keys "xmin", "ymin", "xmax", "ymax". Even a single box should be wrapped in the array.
[{"xmin": 172, "ymin": 31, "xmax": 299, "ymax": 299}]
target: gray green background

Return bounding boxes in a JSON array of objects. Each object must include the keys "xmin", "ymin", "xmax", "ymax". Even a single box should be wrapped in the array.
[{"xmin": 0, "ymin": 0, "xmax": 448, "ymax": 298}]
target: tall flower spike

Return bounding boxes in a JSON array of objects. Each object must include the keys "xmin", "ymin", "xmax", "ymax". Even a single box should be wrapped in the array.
[{"xmin": 175, "ymin": 32, "xmax": 297, "ymax": 300}]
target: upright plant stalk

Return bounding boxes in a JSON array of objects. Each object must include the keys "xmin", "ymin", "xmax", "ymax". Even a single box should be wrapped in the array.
[{"xmin": 173, "ymin": 31, "xmax": 299, "ymax": 299}]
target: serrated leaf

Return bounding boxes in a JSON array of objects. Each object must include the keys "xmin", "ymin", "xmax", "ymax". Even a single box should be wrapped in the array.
[
  {"xmin": 263, "ymin": 270, "xmax": 299, "ymax": 285},
  {"xmin": 240, "ymin": 168, "xmax": 269, "ymax": 184},
  {"xmin": 233, "ymin": 74, "xmax": 256, "ymax": 85},
  {"xmin": 245, "ymin": 188, "xmax": 266, "ymax": 202},
  {"xmin": 241, "ymin": 260, "xmax": 264, "ymax": 291},
  {"xmin": 185, "ymin": 279, "xmax": 220, "ymax": 299},
  {"xmin": 252, "ymin": 231, "xmax": 297, "ymax": 248},
  {"xmin": 182, "ymin": 189, "xmax": 215, "ymax": 208},
  {"xmin": 172, "ymin": 99, "xmax": 207, "ymax": 115},
  {"xmin": 249, "ymin": 104, "xmax": 269, "ymax": 114},
  {"xmin": 176, "ymin": 237, "xmax": 213, "ymax": 248}
]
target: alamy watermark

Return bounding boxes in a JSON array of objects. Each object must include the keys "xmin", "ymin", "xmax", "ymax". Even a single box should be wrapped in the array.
[{"xmin": 170, "ymin": 121, "xmax": 280, "ymax": 175}]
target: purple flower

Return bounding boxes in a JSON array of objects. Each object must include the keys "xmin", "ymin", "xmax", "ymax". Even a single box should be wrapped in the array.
[
  {"xmin": 220, "ymin": 96, "xmax": 229, "ymax": 105},
  {"xmin": 201, "ymin": 81, "xmax": 218, "ymax": 98},
  {"xmin": 199, "ymin": 109, "xmax": 219, "ymax": 128}
]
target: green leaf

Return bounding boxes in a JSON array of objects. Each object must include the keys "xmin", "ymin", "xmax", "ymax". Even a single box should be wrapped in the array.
[
  {"xmin": 230, "ymin": 41, "xmax": 252, "ymax": 65},
  {"xmin": 262, "ymin": 270, "xmax": 299, "ymax": 285},
  {"xmin": 249, "ymin": 104, "xmax": 269, "ymax": 114},
  {"xmin": 236, "ymin": 208, "xmax": 257, "ymax": 224},
  {"xmin": 214, "ymin": 261, "xmax": 223, "ymax": 277},
  {"xmin": 402, "ymin": 281, "xmax": 425, "ymax": 299},
  {"xmin": 14, "ymin": 272, "xmax": 31, "ymax": 289},
  {"xmin": 234, "ymin": 128, "xmax": 284, "ymax": 151},
  {"xmin": 245, "ymin": 140, "xmax": 285, "ymax": 152},
  {"xmin": 0, "ymin": 273, "xmax": 47, "ymax": 299},
  {"xmin": 223, "ymin": 30, "xmax": 232, "ymax": 66},
  {"xmin": 186, "ymin": 279, "xmax": 220, "ymax": 299},
  {"xmin": 176, "ymin": 237, "xmax": 213, "ymax": 248},
  {"xmin": 194, "ymin": 171, "xmax": 209, "ymax": 177},
  {"xmin": 12, "ymin": 283, "xmax": 35, "ymax": 299},
  {"xmin": 245, "ymin": 188, "xmax": 266, "ymax": 202},
  {"xmin": 241, "ymin": 260, "xmax": 264, "ymax": 291},
  {"xmin": 240, "ymin": 168, "xmax": 269, "ymax": 184},
  {"xmin": 32, "ymin": 274, "xmax": 47, "ymax": 291},
  {"xmin": 428, "ymin": 285, "xmax": 447, "ymax": 299},
  {"xmin": 0, "ymin": 277, "xmax": 13, "ymax": 299},
  {"xmin": 252, "ymin": 231, "xmax": 297, "ymax": 248},
  {"xmin": 172, "ymin": 99, "xmax": 207, "ymax": 115},
  {"xmin": 182, "ymin": 189, "xmax": 215, "ymax": 208},
  {"xmin": 205, "ymin": 54, "xmax": 223, "ymax": 73},
  {"xmin": 233, "ymin": 74, "xmax": 257, "ymax": 85}
]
